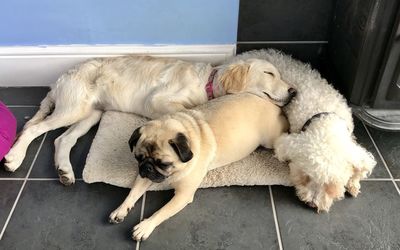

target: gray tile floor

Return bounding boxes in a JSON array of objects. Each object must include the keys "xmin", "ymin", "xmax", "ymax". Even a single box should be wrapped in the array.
[{"xmin": 1, "ymin": 87, "xmax": 400, "ymax": 250}]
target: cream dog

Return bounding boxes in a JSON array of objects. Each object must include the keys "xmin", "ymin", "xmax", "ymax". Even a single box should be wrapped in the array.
[
  {"xmin": 108, "ymin": 93, "xmax": 290, "ymax": 241},
  {"xmin": 4, "ymin": 55, "xmax": 295, "ymax": 185}
]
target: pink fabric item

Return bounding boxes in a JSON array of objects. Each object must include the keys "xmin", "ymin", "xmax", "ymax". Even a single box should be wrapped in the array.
[{"xmin": 0, "ymin": 101, "xmax": 17, "ymax": 160}]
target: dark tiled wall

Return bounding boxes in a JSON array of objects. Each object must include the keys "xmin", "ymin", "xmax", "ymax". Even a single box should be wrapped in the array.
[{"xmin": 237, "ymin": 0, "xmax": 337, "ymax": 71}]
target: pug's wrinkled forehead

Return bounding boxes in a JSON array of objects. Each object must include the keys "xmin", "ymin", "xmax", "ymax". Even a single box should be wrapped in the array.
[
  {"xmin": 128, "ymin": 119, "xmax": 193, "ymax": 163},
  {"xmin": 136, "ymin": 141, "xmax": 158, "ymax": 156}
]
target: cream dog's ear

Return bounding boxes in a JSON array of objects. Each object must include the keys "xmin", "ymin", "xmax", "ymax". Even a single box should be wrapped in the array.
[{"xmin": 219, "ymin": 63, "xmax": 250, "ymax": 94}]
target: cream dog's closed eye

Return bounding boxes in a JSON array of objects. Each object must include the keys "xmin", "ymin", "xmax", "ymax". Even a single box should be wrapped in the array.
[{"xmin": 4, "ymin": 55, "xmax": 295, "ymax": 185}]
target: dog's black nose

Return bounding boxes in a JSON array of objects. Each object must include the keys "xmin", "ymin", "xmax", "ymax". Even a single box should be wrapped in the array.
[
  {"xmin": 288, "ymin": 88, "xmax": 297, "ymax": 98},
  {"xmin": 143, "ymin": 162, "xmax": 153, "ymax": 172}
]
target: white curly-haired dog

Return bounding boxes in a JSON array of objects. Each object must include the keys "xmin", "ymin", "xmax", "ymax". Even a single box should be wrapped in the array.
[{"xmin": 232, "ymin": 49, "xmax": 376, "ymax": 212}]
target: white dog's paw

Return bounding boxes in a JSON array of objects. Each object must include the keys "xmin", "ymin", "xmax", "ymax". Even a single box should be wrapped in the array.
[
  {"xmin": 57, "ymin": 168, "xmax": 75, "ymax": 186},
  {"xmin": 347, "ymin": 185, "xmax": 360, "ymax": 198},
  {"xmin": 109, "ymin": 206, "xmax": 131, "ymax": 224},
  {"xmin": 4, "ymin": 151, "xmax": 24, "ymax": 172},
  {"xmin": 132, "ymin": 219, "xmax": 156, "ymax": 241},
  {"xmin": 346, "ymin": 180, "xmax": 361, "ymax": 198}
]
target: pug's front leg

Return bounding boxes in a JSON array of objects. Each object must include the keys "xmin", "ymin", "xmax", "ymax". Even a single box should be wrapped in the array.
[
  {"xmin": 132, "ymin": 189, "xmax": 195, "ymax": 241},
  {"xmin": 109, "ymin": 176, "xmax": 152, "ymax": 224}
]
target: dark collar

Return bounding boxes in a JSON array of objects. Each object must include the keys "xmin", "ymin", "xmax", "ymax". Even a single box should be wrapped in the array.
[
  {"xmin": 205, "ymin": 69, "xmax": 218, "ymax": 100},
  {"xmin": 301, "ymin": 112, "xmax": 333, "ymax": 132}
]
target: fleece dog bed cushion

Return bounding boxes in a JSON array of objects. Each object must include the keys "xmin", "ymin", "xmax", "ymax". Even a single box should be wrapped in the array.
[{"xmin": 83, "ymin": 111, "xmax": 291, "ymax": 190}]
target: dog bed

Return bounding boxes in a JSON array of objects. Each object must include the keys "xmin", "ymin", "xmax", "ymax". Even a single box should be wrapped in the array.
[{"xmin": 83, "ymin": 111, "xmax": 291, "ymax": 190}]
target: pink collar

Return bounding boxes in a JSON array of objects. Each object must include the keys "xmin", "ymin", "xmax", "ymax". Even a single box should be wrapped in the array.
[{"xmin": 205, "ymin": 69, "xmax": 218, "ymax": 100}]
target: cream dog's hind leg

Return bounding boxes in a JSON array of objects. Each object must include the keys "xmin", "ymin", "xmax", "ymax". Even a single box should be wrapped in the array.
[
  {"xmin": 5, "ymin": 108, "xmax": 92, "ymax": 172},
  {"xmin": 54, "ymin": 110, "xmax": 102, "ymax": 185},
  {"xmin": 24, "ymin": 93, "xmax": 54, "ymax": 129}
]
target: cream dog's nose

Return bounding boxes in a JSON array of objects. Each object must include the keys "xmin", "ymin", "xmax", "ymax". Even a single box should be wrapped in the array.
[{"xmin": 288, "ymin": 88, "xmax": 297, "ymax": 99}]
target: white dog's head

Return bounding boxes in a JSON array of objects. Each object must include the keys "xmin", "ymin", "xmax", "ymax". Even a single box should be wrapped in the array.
[
  {"xmin": 274, "ymin": 115, "xmax": 376, "ymax": 212},
  {"xmin": 219, "ymin": 58, "xmax": 296, "ymax": 106}
]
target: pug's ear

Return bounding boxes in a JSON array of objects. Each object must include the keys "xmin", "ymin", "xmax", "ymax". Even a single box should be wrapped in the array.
[
  {"xmin": 169, "ymin": 133, "xmax": 193, "ymax": 163},
  {"xmin": 129, "ymin": 126, "xmax": 142, "ymax": 152}
]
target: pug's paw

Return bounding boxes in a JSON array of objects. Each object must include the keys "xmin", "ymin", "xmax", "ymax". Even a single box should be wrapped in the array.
[
  {"xmin": 109, "ymin": 205, "xmax": 132, "ymax": 224},
  {"xmin": 132, "ymin": 219, "xmax": 156, "ymax": 241}
]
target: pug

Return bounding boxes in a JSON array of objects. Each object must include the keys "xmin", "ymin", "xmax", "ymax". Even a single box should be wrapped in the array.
[{"xmin": 109, "ymin": 92, "xmax": 290, "ymax": 241}]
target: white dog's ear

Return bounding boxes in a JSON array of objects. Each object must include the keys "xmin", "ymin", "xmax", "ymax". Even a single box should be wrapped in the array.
[{"xmin": 220, "ymin": 63, "xmax": 250, "ymax": 94}]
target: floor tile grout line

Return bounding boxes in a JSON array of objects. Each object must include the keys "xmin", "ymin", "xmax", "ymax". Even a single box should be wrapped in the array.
[
  {"xmin": 6, "ymin": 105, "xmax": 40, "ymax": 108},
  {"xmin": 26, "ymin": 178, "xmax": 63, "ymax": 181},
  {"xmin": 0, "ymin": 178, "xmax": 25, "ymax": 181},
  {"xmin": 237, "ymin": 40, "xmax": 329, "ymax": 44},
  {"xmin": 269, "ymin": 186, "xmax": 283, "ymax": 250},
  {"xmin": 140, "ymin": 192, "xmax": 146, "ymax": 221},
  {"xmin": 361, "ymin": 178, "xmax": 394, "ymax": 181},
  {"xmin": 362, "ymin": 122, "xmax": 400, "ymax": 195},
  {"xmin": 0, "ymin": 132, "xmax": 47, "ymax": 240},
  {"xmin": 0, "ymin": 178, "xmax": 84, "ymax": 181},
  {"xmin": 0, "ymin": 177, "xmax": 395, "ymax": 182},
  {"xmin": 362, "ymin": 122, "xmax": 394, "ymax": 179},
  {"xmin": 28, "ymin": 178, "xmax": 84, "ymax": 181},
  {"xmin": 136, "ymin": 192, "xmax": 146, "ymax": 250}
]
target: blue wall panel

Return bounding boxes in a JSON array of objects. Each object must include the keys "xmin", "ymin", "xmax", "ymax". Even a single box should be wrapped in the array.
[{"xmin": 0, "ymin": 0, "xmax": 239, "ymax": 45}]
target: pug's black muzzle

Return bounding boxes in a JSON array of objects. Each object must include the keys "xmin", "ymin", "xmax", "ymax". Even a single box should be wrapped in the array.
[{"xmin": 138, "ymin": 158, "xmax": 166, "ymax": 183}]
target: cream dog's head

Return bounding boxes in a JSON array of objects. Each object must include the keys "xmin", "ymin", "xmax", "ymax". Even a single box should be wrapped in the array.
[
  {"xmin": 220, "ymin": 58, "xmax": 296, "ymax": 106},
  {"xmin": 128, "ymin": 119, "xmax": 193, "ymax": 183}
]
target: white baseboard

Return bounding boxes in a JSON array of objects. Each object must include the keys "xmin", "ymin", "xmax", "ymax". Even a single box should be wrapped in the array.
[{"xmin": 0, "ymin": 44, "xmax": 236, "ymax": 87}]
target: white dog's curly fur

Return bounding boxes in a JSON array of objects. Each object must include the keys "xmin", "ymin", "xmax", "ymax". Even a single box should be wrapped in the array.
[{"xmin": 232, "ymin": 49, "xmax": 376, "ymax": 212}]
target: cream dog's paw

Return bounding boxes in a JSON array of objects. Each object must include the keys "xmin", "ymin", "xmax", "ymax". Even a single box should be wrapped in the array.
[
  {"xmin": 4, "ymin": 151, "xmax": 24, "ymax": 172},
  {"xmin": 132, "ymin": 219, "xmax": 156, "ymax": 241},
  {"xmin": 109, "ymin": 206, "xmax": 131, "ymax": 224},
  {"xmin": 57, "ymin": 168, "xmax": 75, "ymax": 186}
]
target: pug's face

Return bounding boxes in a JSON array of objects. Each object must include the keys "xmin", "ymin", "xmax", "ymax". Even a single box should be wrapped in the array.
[{"xmin": 128, "ymin": 120, "xmax": 193, "ymax": 183}]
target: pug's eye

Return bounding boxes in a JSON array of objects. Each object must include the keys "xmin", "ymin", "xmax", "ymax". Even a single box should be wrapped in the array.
[
  {"xmin": 135, "ymin": 154, "xmax": 144, "ymax": 161},
  {"xmin": 264, "ymin": 71, "xmax": 274, "ymax": 77},
  {"xmin": 155, "ymin": 159, "xmax": 172, "ymax": 168},
  {"xmin": 159, "ymin": 162, "xmax": 172, "ymax": 167}
]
